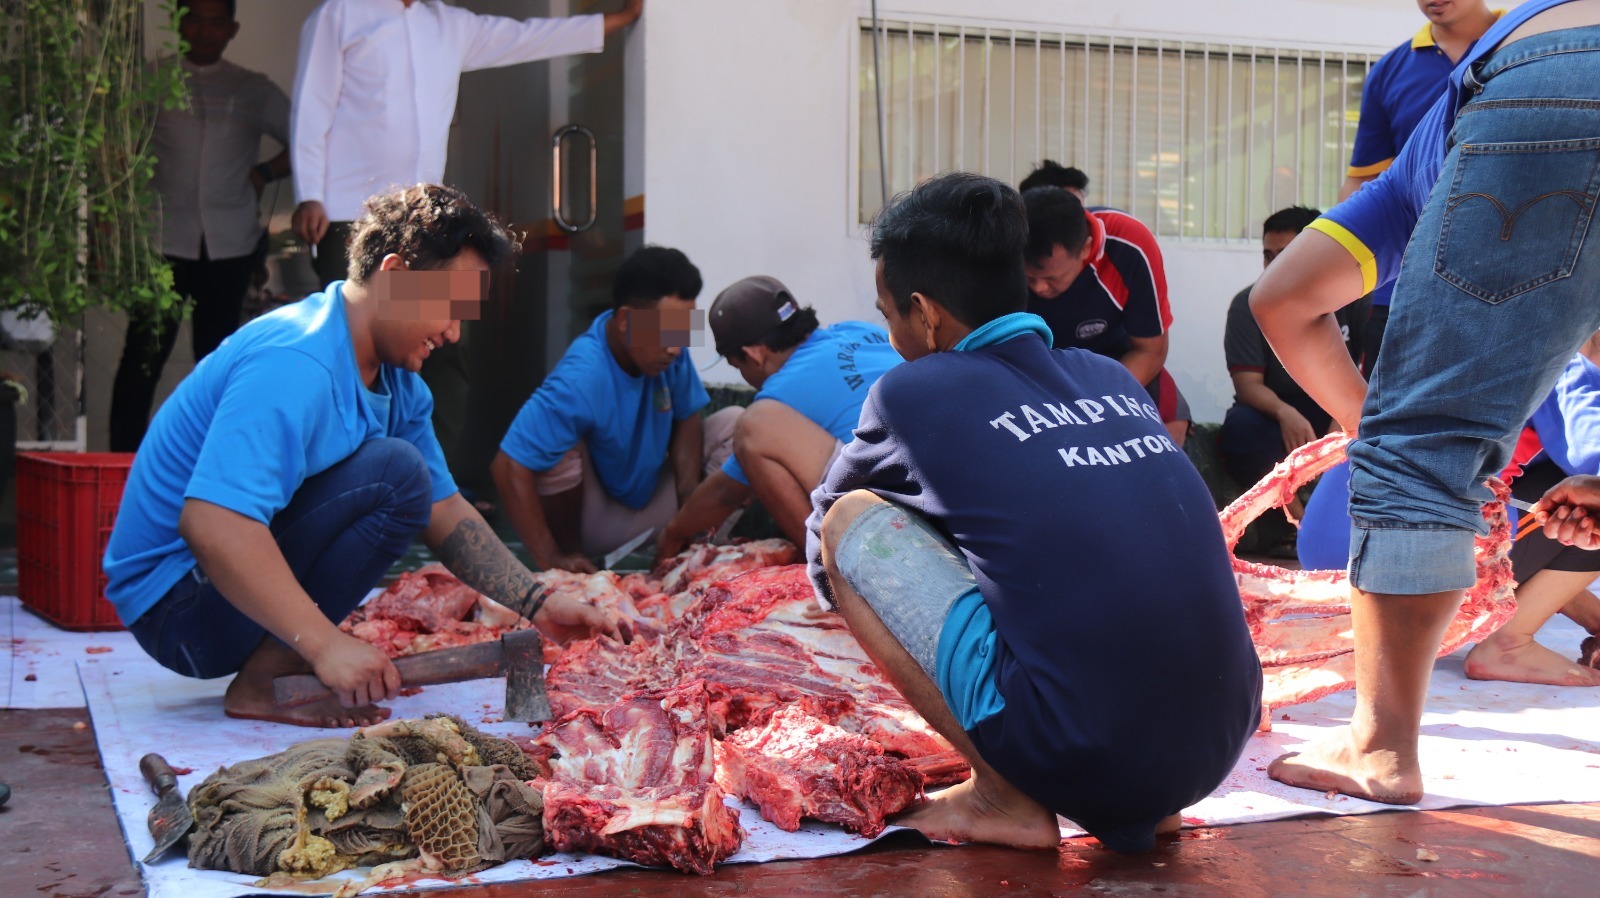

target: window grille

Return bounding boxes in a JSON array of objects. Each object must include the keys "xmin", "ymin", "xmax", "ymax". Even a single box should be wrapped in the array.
[{"xmin": 859, "ymin": 21, "xmax": 1380, "ymax": 240}]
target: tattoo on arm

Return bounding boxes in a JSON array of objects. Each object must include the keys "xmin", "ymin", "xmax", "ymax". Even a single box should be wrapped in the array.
[{"xmin": 434, "ymin": 516, "xmax": 539, "ymax": 605}]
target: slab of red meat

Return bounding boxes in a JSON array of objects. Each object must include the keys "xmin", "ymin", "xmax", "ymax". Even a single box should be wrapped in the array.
[
  {"xmin": 715, "ymin": 702, "xmax": 922, "ymax": 837},
  {"xmin": 536, "ymin": 681, "xmax": 743, "ymax": 875},
  {"xmin": 688, "ymin": 567, "xmax": 961, "ymax": 772},
  {"xmin": 359, "ymin": 565, "xmax": 482, "ymax": 633}
]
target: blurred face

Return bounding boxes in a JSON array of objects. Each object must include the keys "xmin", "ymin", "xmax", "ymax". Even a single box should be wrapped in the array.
[
  {"xmin": 873, "ymin": 261, "xmax": 930, "ymax": 362},
  {"xmin": 617, "ymin": 297, "xmax": 701, "ymax": 377},
  {"xmin": 179, "ymin": 0, "xmax": 238, "ymax": 66},
  {"xmin": 1262, "ymin": 230, "xmax": 1297, "ymax": 270},
  {"xmin": 1024, "ymin": 243, "xmax": 1093, "ymax": 300},
  {"xmin": 1417, "ymin": 0, "xmax": 1481, "ymax": 28},
  {"xmin": 368, "ymin": 249, "xmax": 487, "ymax": 372}
]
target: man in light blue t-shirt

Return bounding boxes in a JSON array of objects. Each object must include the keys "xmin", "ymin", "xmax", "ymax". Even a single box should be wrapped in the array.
[
  {"xmin": 658, "ymin": 276, "xmax": 900, "ymax": 559},
  {"xmin": 493, "ymin": 247, "xmax": 738, "ymax": 573},
  {"xmin": 103, "ymin": 184, "xmax": 623, "ymax": 729}
]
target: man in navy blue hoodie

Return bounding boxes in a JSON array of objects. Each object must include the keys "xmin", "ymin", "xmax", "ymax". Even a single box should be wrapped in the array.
[{"xmin": 806, "ymin": 172, "xmax": 1262, "ymax": 852}]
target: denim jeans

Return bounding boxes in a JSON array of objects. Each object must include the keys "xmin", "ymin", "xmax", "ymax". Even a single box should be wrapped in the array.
[
  {"xmin": 1349, "ymin": 25, "xmax": 1600, "ymax": 594},
  {"xmin": 127, "ymin": 437, "xmax": 433, "ymax": 678}
]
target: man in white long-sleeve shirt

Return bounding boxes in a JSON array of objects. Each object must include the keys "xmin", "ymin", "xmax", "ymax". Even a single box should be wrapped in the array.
[
  {"xmin": 290, "ymin": 0, "xmax": 644, "ymax": 283},
  {"xmin": 111, "ymin": 0, "xmax": 290, "ymax": 452}
]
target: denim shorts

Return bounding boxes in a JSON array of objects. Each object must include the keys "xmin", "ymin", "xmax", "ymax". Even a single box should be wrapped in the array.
[{"xmin": 1349, "ymin": 25, "xmax": 1600, "ymax": 595}]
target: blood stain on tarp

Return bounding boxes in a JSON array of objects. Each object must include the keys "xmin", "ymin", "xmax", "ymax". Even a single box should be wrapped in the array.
[
  {"xmin": 85, "ymin": 646, "xmax": 114, "ymax": 654},
  {"xmin": 1182, "ymin": 816, "xmax": 1205, "ymax": 826},
  {"xmin": 23, "ymin": 673, "xmax": 36, "ymax": 681},
  {"xmin": 398, "ymin": 687, "xmax": 424, "ymax": 697}
]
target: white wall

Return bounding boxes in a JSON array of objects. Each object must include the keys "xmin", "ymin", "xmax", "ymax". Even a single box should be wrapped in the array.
[{"xmin": 643, "ymin": 0, "xmax": 1515, "ymax": 422}]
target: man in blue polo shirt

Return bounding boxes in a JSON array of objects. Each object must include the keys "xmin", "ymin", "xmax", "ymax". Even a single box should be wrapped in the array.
[
  {"xmin": 103, "ymin": 184, "xmax": 622, "ymax": 729},
  {"xmin": 493, "ymin": 247, "xmax": 738, "ymax": 573},
  {"xmin": 1251, "ymin": 0, "xmax": 1600, "ymax": 805},
  {"xmin": 809, "ymin": 172, "xmax": 1261, "ymax": 853},
  {"xmin": 657, "ymin": 276, "xmax": 899, "ymax": 557},
  {"xmin": 1341, "ymin": 0, "xmax": 1500, "ymax": 373}
]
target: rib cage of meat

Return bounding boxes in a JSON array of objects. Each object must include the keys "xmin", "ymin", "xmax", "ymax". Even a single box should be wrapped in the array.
[{"xmin": 1219, "ymin": 434, "xmax": 1518, "ymax": 712}]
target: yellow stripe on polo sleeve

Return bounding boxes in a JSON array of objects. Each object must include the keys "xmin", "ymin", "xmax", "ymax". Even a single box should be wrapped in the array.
[
  {"xmin": 1346, "ymin": 158, "xmax": 1394, "ymax": 179},
  {"xmin": 1306, "ymin": 218, "xmax": 1378, "ymax": 296}
]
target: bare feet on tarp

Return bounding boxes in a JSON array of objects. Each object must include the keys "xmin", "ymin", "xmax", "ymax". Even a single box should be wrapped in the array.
[
  {"xmin": 892, "ymin": 777, "xmax": 1060, "ymax": 850},
  {"xmin": 224, "ymin": 677, "xmax": 392, "ymax": 728},
  {"xmin": 1464, "ymin": 631, "xmax": 1600, "ymax": 687},
  {"xmin": 221, "ymin": 638, "xmax": 392, "ymax": 729},
  {"xmin": 1267, "ymin": 727, "xmax": 1422, "ymax": 805}
]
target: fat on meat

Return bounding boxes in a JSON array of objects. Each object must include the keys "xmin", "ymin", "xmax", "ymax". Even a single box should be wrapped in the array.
[{"xmin": 715, "ymin": 701, "xmax": 923, "ymax": 837}]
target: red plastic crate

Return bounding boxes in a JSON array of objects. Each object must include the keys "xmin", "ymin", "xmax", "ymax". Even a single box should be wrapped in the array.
[{"xmin": 16, "ymin": 452, "xmax": 135, "ymax": 631}]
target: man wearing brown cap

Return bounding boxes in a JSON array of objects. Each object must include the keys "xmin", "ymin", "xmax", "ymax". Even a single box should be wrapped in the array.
[{"xmin": 657, "ymin": 276, "xmax": 900, "ymax": 560}]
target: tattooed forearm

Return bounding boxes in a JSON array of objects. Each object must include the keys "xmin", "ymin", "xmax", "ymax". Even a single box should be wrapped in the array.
[{"xmin": 433, "ymin": 516, "xmax": 539, "ymax": 605}]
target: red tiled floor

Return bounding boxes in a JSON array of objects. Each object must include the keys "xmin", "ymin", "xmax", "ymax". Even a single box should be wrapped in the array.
[{"xmin": 5, "ymin": 706, "xmax": 1598, "ymax": 898}]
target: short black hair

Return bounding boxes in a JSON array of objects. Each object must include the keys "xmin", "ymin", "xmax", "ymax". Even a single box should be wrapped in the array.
[
  {"xmin": 182, "ymin": 0, "xmax": 238, "ymax": 19},
  {"xmin": 612, "ymin": 246, "xmax": 703, "ymax": 310},
  {"xmin": 1262, "ymin": 205, "xmax": 1322, "ymax": 235},
  {"xmin": 1019, "ymin": 160, "xmax": 1089, "ymax": 194},
  {"xmin": 1022, "ymin": 186, "xmax": 1090, "ymax": 264},
  {"xmin": 346, "ymin": 184, "xmax": 516, "ymax": 284},
  {"xmin": 755, "ymin": 306, "xmax": 820, "ymax": 353},
  {"xmin": 870, "ymin": 172, "xmax": 1029, "ymax": 329}
]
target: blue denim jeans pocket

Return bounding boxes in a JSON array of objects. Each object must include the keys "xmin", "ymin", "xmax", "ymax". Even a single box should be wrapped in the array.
[{"xmin": 1434, "ymin": 133, "xmax": 1600, "ymax": 303}]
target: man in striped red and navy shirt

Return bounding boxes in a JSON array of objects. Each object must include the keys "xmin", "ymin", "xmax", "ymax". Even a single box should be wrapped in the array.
[{"xmin": 1021, "ymin": 187, "xmax": 1191, "ymax": 446}]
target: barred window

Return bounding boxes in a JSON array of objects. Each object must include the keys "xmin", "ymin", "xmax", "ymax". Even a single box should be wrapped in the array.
[{"xmin": 859, "ymin": 21, "xmax": 1382, "ymax": 240}]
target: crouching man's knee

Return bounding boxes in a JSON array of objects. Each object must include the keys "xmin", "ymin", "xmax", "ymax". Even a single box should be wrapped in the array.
[{"xmin": 819, "ymin": 490, "xmax": 886, "ymax": 585}]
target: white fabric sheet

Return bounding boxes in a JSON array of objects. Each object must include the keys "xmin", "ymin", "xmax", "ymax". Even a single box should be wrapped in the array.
[{"xmin": 12, "ymin": 594, "xmax": 1598, "ymax": 895}]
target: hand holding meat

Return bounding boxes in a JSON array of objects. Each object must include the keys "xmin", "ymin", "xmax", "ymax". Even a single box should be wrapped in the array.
[
  {"xmin": 537, "ymin": 592, "xmax": 631, "ymax": 645},
  {"xmin": 309, "ymin": 631, "xmax": 403, "ymax": 707},
  {"xmin": 1534, "ymin": 474, "xmax": 1600, "ymax": 550}
]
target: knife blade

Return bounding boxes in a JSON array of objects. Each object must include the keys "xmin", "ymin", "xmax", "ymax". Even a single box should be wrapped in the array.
[
  {"xmin": 140, "ymin": 752, "xmax": 195, "ymax": 864},
  {"xmin": 1507, "ymin": 497, "xmax": 1536, "ymax": 513},
  {"xmin": 603, "ymin": 527, "xmax": 654, "ymax": 570}
]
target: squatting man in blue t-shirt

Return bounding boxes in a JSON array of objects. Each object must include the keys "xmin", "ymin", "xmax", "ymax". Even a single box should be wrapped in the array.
[
  {"xmin": 493, "ymin": 247, "xmax": 739, "ymax": 573},
  {"xmin": 103, "ymin": 184, "xmax": 625, "ymax": 729},
  {"xmin": 805, "ymin": 172, "xmax": 1262, "ymax": 852},
  {"xmin": 657, "ymin": 276, "xmax": 900, "ymax": 559}
]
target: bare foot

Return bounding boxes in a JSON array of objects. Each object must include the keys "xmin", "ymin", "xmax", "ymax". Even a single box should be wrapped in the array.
[
  {"xmin": 223, "ymin": 637, "xmax": 391, "ymax": 728},
  {"xmin": 225, "ymin": 676, "xmax": 391, "ymax": 728},
  {"xmin": 1267, "ymin": 727, "xmax": 1422, "ymax": 805},
  {"xmin": 1155, "ymin": 813, "xmax": 1182, "ymax": 835},
  {"xmin": 1464, "ymin": 632, "xmax": 1600, "ymax": 687},
  {"xmin": 893, "ymin": 778, "xmax": 1060, "ymax": 850}
]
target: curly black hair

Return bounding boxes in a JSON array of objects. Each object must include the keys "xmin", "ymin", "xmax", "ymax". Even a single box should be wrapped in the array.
[{"xmin": 345, "ymin": 184, "xmax": 517, "ymax": 284}]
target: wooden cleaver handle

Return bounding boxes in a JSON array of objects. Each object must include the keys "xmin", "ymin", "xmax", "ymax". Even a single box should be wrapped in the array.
[
  {"xmin": 140, "ymin": 753, "xmax": 180, "ymax": 799},
  {"xmin": 272, "ymin": 637, "xmax": 511, "ymax": 708}
]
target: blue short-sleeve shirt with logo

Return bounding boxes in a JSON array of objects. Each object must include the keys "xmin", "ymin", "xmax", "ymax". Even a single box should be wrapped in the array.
[{"xmin": 499, "ymin": 309, "xmax": 709, "ymax": 509}]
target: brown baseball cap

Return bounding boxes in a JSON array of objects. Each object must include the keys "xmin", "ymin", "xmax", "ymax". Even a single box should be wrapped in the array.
[{"xmin": 710, "ymin": 275, "xmax": 801, "ymax": 357}]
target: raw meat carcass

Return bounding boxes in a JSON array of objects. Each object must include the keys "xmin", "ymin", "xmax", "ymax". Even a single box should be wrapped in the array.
[
  {"xmin": 535, "ymin": 681, "xmax": 744, "ymax": 875},
  {"xmin": 531, "ymin": 569, "xmax": 666, "ymax": 640},
  {"xmin": 715, "ymin": 701, "xmax": 923, "ymax": 837},
  {"xmin": 341, "ymin": 566, "xmax": 530, "ymax": 658},
  {"xmin": 1220, "ymin": 434, "xmax": 1517, "ymax": 712},
  {"xmin": 545, "ymin": 632, "xmax": 692, "ymax": 719},
  {"xmin": 656, "ymin": 539, "xmax": 801, "ymax": 596}
]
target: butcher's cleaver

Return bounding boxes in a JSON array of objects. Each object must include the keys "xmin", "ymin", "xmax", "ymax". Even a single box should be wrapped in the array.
[
  {"xmin": 604, "ymin": 527, "xmax": 654, "ymax": 570},
  {"xmin": 141, "ymin": 753, "xmax": 194, "ymax": 863},
  {"xmin": 272, "ymin": 628, "xmax": 552, "ymax": 722}
]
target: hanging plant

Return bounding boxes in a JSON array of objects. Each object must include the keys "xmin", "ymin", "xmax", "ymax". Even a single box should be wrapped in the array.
[{"xmin": 0, "ymin": 0, "xmax": 187, "ymax": 326}]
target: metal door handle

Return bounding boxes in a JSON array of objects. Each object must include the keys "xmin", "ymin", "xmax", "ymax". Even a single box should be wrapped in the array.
[{"xmin": 552, "ymin": 124, "xmax": 598, "ymax": 233}]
